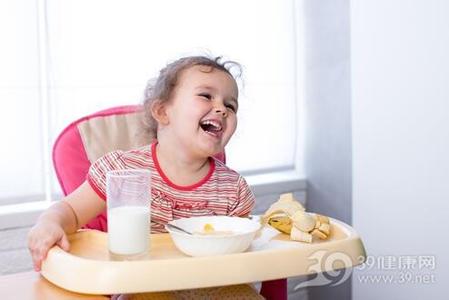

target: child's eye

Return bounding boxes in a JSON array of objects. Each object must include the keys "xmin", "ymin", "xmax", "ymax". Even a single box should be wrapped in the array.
[
  {"xmin": 198, "ymin": 93, "xmax": 211, "ymax": 100},
  {"xmin": 225, "ymin": 104, "xmax": 237, "ymax": 113}
]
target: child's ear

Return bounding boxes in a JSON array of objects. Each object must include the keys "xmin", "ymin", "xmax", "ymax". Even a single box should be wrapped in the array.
[{"xmin": 151, "ymin": 100, "xmax": 169, "ymax": 125}]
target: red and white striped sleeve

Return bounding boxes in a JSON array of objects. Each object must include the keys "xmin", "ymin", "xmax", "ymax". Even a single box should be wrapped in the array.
[
  {"xmin": 228, "ymin": 176, "xmax": 256, "ymax": 217},
  {"xmin": 87, "ymin": 150, "xmax": 126, "ymax": 200}
]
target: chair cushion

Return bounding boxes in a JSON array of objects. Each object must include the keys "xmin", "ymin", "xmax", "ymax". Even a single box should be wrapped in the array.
[
  {"xmin": 78, "ymin": 110, "xmax": 148, "ymax": 163},
  {"xmin": 53, "ymin": 105, "xmax": 144, "ymax": 196}
]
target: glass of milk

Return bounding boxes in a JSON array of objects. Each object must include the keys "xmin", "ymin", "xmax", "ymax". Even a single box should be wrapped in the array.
[{"xmin": 106, "ymin": 169, "xmax": 151, "ymax": 260}]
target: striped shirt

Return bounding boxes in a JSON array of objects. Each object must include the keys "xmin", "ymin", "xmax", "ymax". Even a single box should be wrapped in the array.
[{"xmin": 87, "ymin": 142, "xmax": 255, "ymax": 233}]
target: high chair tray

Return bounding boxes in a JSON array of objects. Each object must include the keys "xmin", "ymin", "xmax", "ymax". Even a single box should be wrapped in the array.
[{"xmin": 41, "ymin": 218, "xmax": 366, "ymax": 295}]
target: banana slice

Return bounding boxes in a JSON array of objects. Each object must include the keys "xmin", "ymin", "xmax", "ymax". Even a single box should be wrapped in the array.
[
  {"xmin": 314, "ymin": 220, "xmax": 321, "ymax": 229},
  {"xmin": 268, "ymin": 216, "xmax": 293, "ymax": 234},
  {"xmin": 262, "ymin": 193, "xmax": 305, "ymax": 222},
  {"xmin": 318, "ymin": 223, "xmax": 330, "ymax": 236},
  {"xmin": 316, "ymin": 214, "xmax": 330, "ymax": 225},
  {"xmin": 278, "ymin": 193, "xmax": 306, "ymax": 209},
  {"xmin": 203, "ymin": 223, "xmax": 215, "ymax": 233},
  {"xmin": 291, "ymin": 211, "xmax": 316, "ymax": 233},
  {"xmin": 262, "ymin": 193, "xmax": 332, "ymax": 243},
  {"xmin": 291, "ymin": 226, "xmax": 312, "ymax": 243},
  {"xmin": 311, "ymin": 228, "xmax": 328, "ymax": 240}
]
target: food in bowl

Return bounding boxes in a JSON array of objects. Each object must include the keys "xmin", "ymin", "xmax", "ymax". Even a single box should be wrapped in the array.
[
  {"xmin": 203, "ymin": 223, "xmax": 215, "ymax": 233},
  {"xmin": 194, "ymin": 223, "xmax": 234, "ymax": 236},
  {"xmin": 166, "ymin": 216, "xmax": 261, "ymax": 257}
]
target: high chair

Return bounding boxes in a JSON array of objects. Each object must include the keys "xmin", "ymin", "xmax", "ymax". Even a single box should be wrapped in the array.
[{"xmin": 52, "ymin": 105, "xmax": 287, "ymax": 300}]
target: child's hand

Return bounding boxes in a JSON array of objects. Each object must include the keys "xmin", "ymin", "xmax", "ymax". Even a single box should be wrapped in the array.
[{"xmin": 27, "ymin": 221, "xmax": 70, "ymax": 272}]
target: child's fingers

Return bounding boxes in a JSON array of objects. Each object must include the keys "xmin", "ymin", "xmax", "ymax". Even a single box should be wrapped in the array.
[
  {"xmin": 27, "ymin": 224, "xmax": 66, "ymax": 272},
  {"xmin": 29, "ymin": 247, "xmax": 39, "ymax": 271},
  {"xmin": 57, "ymin": 234, "xmax": 70, "ymax": 251},
  {"xmin": 30, "ymin": 245, "xmax": 44, "ymax": 272},
  {"xmin": 29, "ymin": 236, "xmax": 57, "ymax": 271},
  {"xmin": 34, "ymin": 245, "xmax": 48, "ymax": 270},
  {"xmin": 33, "ymin": 250, "xmax": 43, "ymax": 271},
  {"xmin": 27, "ymin": 234, "xmax": 41, "ymax": 271}
]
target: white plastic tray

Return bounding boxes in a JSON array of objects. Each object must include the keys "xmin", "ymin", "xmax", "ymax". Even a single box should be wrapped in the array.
[{"xmin": 41, "ymin": 218, "xmax": 366, "ymax": 294}]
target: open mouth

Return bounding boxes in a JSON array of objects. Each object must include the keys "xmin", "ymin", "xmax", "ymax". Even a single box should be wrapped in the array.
[{"xmin": 200, "ymin": 119, "xmax": 223, "ymax": 137}]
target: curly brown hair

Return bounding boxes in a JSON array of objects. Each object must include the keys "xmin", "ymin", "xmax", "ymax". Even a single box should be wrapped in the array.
[{"xmin": 142, "ymin": 55, "xmax": 242, "ymax": 139}]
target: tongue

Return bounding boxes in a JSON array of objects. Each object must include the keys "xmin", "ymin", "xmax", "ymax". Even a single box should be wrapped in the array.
[{"xmin": 202, "ymin": 124, "xmax": 218, "ymax": 132}]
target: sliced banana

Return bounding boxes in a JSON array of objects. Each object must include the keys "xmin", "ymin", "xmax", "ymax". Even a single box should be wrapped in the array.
[
  {"xmin": 278, "ymin": 193, "xmax": 306, "ymax": 210},
  {"xmin": 317, "ymin": 214, "xmax": 330, "ymax": 225},
  {"xmin": 291, "ymin": 211, "xmax": 316, "ymax": 233},
  {"xmin": 263, "ymin": 193, "xmax": 331, "ymax": 243},
  {"xmin": 262, "ymin": 193, "xmax": 305, "ymax": 223},
  {"xmin": 318, "ymin": 223, "xmax": 330, "ymax": 236},
  {"xmin": 268, "ymin": 216, "xmax": 293, "ymax": 234},
  {"xmin": 311, "ymin": 228, "xmax": 328, "ymax": 240},
  {"xmin": 203, "ymin": 223, "xmax": 215, "ymax": 233},
  {"xmin": 291, "ymin": 226, "xmax": 313, "ymax": 243}
]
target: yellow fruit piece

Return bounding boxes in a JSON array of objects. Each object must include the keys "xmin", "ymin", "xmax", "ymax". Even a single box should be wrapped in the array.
[
  {"xmin": 278, "ymin": 193, "xmax": 305, "ymax": 207},
  {"xmin": 268, "ymin": 216, "xmax": 292, "ymax": 234},
  {"xmin": 262, "ymin": 193, "xmax": 305, "ymax": 223},
  {"xmin": 291, "ymin": 211, "xmax": 316, "ymax": 233},
  {"xmin": 311, "ymin": 228, "xmax": 328, "ymax": 240},
  {"xmin": 203, "ymin": 223, "xmax": 215, "ymax": 233},
  {"xmin": 290, "ymin": 226, "xmax": 312, "ymax": 243},
  {"xmin": 318, "ymin": 223, "xmax": 330, "ymax": 236},
  {"xmin": 317, "ymin": 214, "xmax": 330, "ymax": 224}
]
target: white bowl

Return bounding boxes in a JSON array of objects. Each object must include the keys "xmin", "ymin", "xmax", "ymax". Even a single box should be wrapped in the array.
[{"xmin": 166, "ymin": 216, "xmax": 261, "ymax": 257}]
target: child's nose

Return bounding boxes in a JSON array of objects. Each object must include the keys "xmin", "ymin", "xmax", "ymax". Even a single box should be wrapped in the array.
[{"xmin": 214, "ymin": 104, "xmax": 227, "ymax": 117}]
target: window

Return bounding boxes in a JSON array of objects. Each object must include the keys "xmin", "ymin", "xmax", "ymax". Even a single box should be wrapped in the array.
[{"xmin": 0, "ymin": 0, "xmax": 301, "ymax": 207}]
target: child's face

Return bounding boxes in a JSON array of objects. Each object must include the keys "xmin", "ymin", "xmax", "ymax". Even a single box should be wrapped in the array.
[{"xmin": 163, "ymin": 65, "xmax": 238, "ymax": 157}]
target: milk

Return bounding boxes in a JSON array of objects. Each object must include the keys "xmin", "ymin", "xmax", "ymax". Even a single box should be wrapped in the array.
[{"xmin": 108, "ymin": 206, "xmax": 150, "ymax": 256}]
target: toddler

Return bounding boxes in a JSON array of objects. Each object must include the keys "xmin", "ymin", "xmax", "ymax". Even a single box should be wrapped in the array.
[{"xmin": 28, "ymin": 56, "xmax": 262, "ymax": 299}]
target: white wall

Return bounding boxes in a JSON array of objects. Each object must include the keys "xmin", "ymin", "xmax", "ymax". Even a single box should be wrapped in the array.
[
  {"xmin": 351, "ymin": 1, "xmax": 449, "ymax": 299},
  {"xmin": 302, "ymin": 0, "xmax": 352, "ymax": 299}
]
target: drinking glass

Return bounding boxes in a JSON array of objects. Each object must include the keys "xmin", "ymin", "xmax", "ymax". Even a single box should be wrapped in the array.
[{"xmin": 106, "ymin": 169, "xmax": 151, "ymax": 260}]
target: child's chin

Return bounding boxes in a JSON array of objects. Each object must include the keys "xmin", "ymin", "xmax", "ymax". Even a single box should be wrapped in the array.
[{"xmin": 199, "ymin": 144, "xmax": 223, "ymax": 157}]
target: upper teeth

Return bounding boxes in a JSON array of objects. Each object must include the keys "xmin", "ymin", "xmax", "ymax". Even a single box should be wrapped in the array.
[{"xmin": 202, "ymin": 120, "xmax": 222, "ymax": 130}]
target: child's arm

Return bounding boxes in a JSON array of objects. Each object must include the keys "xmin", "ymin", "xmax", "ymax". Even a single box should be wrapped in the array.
[
  {"xmin": 229, "ymin": 176, "xmax": 256, "ymax": 217},
  {"xmin": 27, "ymin": 181, "xmax": 105, "ymax": 271}
]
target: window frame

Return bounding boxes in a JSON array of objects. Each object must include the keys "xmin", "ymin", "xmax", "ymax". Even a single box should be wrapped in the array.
[{"xmin": 0, "ymin": 0, "xmax": 306, "ymax": 227}]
